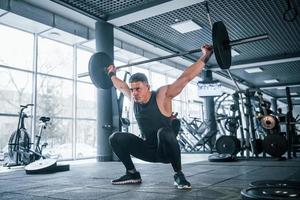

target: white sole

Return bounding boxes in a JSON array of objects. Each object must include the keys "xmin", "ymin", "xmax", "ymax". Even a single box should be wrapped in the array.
[
  {"xmin": 174, "ymin": 182, "xmax": 192, "ymax": 190},
  {"xmin": 112, "ymin": 179, "xmax": 142, "ymax": 185}
]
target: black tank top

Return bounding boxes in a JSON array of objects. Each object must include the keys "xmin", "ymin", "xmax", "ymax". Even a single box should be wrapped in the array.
[{"xmin": 134, "ymin": 91, "xmax": 171, "ymax": 145}]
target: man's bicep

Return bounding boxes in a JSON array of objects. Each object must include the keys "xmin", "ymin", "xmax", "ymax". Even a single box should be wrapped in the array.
[{"xmin": 165, "ymin": 76, "xmax": 189, "ymax": 98}]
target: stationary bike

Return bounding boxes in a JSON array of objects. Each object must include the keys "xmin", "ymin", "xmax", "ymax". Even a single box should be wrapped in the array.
[{"xmin": 5, "ymin": 104, "xmax": 50, "ymax": 167}]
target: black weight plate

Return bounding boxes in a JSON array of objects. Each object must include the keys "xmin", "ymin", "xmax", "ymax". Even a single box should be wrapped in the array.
[
  {"xmin": 263, "ymin": 134, "xmax": 288, "ymax": 158},
  {"xmin": 249, "ymin": 180, "xmax": 300, "ymax": 188},
  {"xmin": 251, "ymin": 139, "xmax": 263, "ymax": 155},
  {"xmin": 212, "ymin": 21, "xmax": 232, "ymax": 69},
  {"xmin": 224, "ymin": 117, "xmax": 239, "ymax": 133},
  {"xmin": 25, "ymin": 160, "xmax": 70, "ymax": 174},
  {"xmin": 88, "ymin": 52, "xmax": 113, "ymax": 89},
  {"xmin": 208, "ymin": 153, "xmax": 235, "ymax": 162},
  {"xmin": 241, "ymin": 186, "xmax": 300, "ymax": 200},
  {"xmin": 216, "ymin": 135, "xmax": 240, "ymax": 155},
  {"xmin": 54, "ymin": 164, "xmax": 70, "ymax": 173},
  {"xmin": 25, "ymin": 159, "xmax": 57, "ymax": 174}
]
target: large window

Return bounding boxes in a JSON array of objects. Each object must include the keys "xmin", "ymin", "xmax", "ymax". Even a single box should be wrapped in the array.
[
  {"xmin": 76, "ymin": 82, "xmax": 97, "ymax": 158},
  {"xmin": 77, "ymin": 48, "xmax": 93, "ymax": 83},
  {"xmin": 76, "ymin": 48, "xmax": 97, "ymax": 158},
  {"xmin": 0, "ymin": 25, "xmax": 34, "ymax": 151},
  {"xmin": 36, "ymin": 37, "xmax": 75, "ymax": 158},
  {"xmin": 0, "ymin": 24, "xmax": 33, "ymax": 70},
  {"xmin": 38, "ymin": 37, "xmax": 73, "ymax": 78},
  {"xmin": 0, "ymin": 69, "xmax": 33, "ymax": 114},
  {"xmin": 36, "ymin": 76, "xmax": 73, "ymax": 118}
]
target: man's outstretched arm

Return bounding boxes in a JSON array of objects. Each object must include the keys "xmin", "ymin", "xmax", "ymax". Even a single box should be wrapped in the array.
[
  {"xmin": 107, "ymin": 65, "xmax": 131, "ymax": 99},
  {"xmin": 165, "ymin": 44, "xmax": 213, "ymax": 99}
]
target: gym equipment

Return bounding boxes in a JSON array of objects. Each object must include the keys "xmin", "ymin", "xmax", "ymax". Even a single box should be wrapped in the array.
[
  {"xmin": 244, "ymin": 89, "xmax": 263, "ymax": 158},
  {"xmin": 208, "ymin": 153, "xmax": 235, "ymax": 162},
  {"xmin": 251, "ymin": 139, "xmax": 264, "ymax": 155},
  {"xmin": 6, "ymin": 104, "xmax": 52, "ymax": 167},
  {"xmin": 263, "ymin": 134, "xmax": 288, "ymax": 158},
  {"xmin": 88, "ymin": 52, "xmax": 113, "ymax": 90},
  {"xmin": 249, "ymin": 180, "xmax": 300, "ymax": 188},
  {"xmin": 261, "ymin": 115, "xmax": 277, "ymax": 130},
  {"xmin": 215, "ymin": 135, "xmax": 241, "ymax": 156},
  {"xmin": 257, "ymin": 92, "xmax": 280, "ymax": 134},
  {"xmin": 232, "ymin": 92, "xmax": 246, "ymax": 156},
  {"xmin": 224, "ymin": 117, "xmax": 239, "ymax": 134},
  {"xmin": 179, "ymin": 117, "xmax": 217, "ymax": 153},
  {"xmin": 118, "ymin": 71, "xmax": 131, "ymax": 132},
  {"xmin": 286, "ymin": 87, "xmax": 299, "ymax": 158},
  {"xmin": 32, "ymin": 116, "xmax": 51, "ymax": 161},
  {"xmin": 24, "ymin": 158, "xmax": 70, "ymax": 174},
  {"xmin": 181, "ymin": 117, "xmax": 207, "ymax": 137},
  {"xmin": 241, "ymin": 186, "xmax": 300, "ymax": 199},
  {"xmin": 7, "ymin": 104, "xmax": 34, "ymax": 166},
  {"xmin": 83, "ymin": 21, "xmax": 269, "ymax": 89}
]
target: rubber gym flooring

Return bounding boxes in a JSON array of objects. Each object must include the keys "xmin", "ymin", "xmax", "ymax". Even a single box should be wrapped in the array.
[{"xmin": 0, "ymin": 155, "xmax": 300, "ymax": 200}]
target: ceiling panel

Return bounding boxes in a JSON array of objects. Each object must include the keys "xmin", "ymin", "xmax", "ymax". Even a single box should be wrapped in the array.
[
  {"xmin": 123, "ymin": 0, "xmax": 300, "ymax": 66},
  {"xmin": 229, "ymin": 61, "xmax": 300, "ymax": 87},
  {"xmin": 51, "ymin": 0, "xmax": 162, "ymax": 19}
]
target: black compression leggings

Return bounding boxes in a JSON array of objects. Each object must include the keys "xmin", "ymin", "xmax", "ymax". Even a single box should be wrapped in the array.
[{"xmin": 109, "ymin": 127, "xmax": 182, "ymax": 172}]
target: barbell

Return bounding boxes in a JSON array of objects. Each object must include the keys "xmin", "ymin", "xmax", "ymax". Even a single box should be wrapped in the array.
[{"xmin": 80, "ymin": 21, "xmax": 269, "ymax": 89}]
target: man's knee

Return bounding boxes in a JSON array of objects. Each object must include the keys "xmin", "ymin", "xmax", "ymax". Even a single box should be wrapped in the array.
[{"xmin": 109, "ymin": 132, "xmax": 123, "ymax": 146}]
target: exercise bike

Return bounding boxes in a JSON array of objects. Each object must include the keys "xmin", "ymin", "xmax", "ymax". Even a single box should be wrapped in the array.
[{"xmin": 5, "ymin": 104, "xmax": 50, "ymax": 167}]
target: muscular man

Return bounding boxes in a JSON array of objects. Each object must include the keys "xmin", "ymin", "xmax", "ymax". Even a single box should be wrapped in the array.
[{"xmin": 107, "ymin": 44, "xmax": 213, "ymax": 190}]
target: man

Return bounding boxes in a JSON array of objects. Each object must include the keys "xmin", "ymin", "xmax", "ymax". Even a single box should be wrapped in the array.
[{"xmin": 107, "ymin": 44, "xmax": 213, "ymax": 190}]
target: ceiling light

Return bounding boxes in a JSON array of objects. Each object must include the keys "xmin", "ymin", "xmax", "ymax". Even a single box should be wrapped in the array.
[
  {"xmin": 170, "ymin": 20, "xmax": 202, "ymax": 34},
  {"xmin": 231, "ymin": 49, "xmax": 240, "ymax": 57},
  {"xmin": 264, "ymin": 79, "xmax": 279, "ymax": 84},
  {"xmin": 290, "ymin": 92, "xmax": 298, "ymax": 95},
  {"xmin": 245, "ymin": 67, "xmax": 263, "ymax": 73},
  {"xmin": 294, "ymin": 97, "xmax": 300, "ymax": 100},
  {"xmin": 49, "ymin": 32, "xmax": 60, "ymax": 37}
]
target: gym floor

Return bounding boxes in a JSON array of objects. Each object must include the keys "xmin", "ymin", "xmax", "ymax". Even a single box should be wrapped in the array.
[{"xmin": 0, "ymin": 155, "xmax": 300, "ymax": 200}]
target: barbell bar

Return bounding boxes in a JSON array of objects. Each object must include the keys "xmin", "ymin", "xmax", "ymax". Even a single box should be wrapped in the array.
[
  {"xmin": 79, "ymin": 21, "xmax": 269, "ymax": 89},
  {"xmin": 229, "ymin": 34, "xmax": 269, "ymax": 46},
  {"xmin": 78, "ymin": 33, "xmax": 268, "ymax": 79},
  {"xmin": 78, "ymin": 48, "xmax": 202, "ymax": 79}
]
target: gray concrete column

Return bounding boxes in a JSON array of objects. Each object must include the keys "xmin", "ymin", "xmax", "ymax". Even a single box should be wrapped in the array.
[
  {"xmin": 95, "ymin": 21, "xmax": 114, "ymax": 161},
  {"xmin": 202, "ymin": 70, "xmax": 217, "ymax": 149}
]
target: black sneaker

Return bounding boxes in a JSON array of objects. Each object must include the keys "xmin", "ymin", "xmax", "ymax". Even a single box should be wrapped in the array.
[
  {"xmin": 111, "ymin": 171, "xmax": 142, "ymax": 185},
  {"xmin": 174, "ymin": 171, "xmax": 192, "ymax": 189}
]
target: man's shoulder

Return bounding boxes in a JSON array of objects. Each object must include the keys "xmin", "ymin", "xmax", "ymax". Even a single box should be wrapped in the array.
[
  {"xmin": 156, "ymin": 85, "xmax": 171, "ymax": 96},
  {"xmin": 156, "ymin": 85, "xmax": 172, "ymax": 103}
]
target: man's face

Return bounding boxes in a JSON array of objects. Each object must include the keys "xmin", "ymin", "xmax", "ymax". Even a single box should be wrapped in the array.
[{"xmin": 129, "ymin": 81, "xmax": 150, "ymax": 103}]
